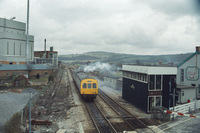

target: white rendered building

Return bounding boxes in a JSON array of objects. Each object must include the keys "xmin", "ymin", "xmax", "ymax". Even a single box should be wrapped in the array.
[
  {"xmin": 0, "ymin": 17, "xmax": 34, "ymax": 64},
  {"xmin": 176, "ymin": 46, "xmax": 200, "ymax": 103}
]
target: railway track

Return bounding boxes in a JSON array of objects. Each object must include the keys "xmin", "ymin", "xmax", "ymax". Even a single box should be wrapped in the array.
[
  {"xmin": 85, "ymin": 102, "xmax": 117, "ymax": 133},
  {"xmin": 68, "ymin": 67, "xmax": 158, "ymax": 132},
  {"xmin": 98, "ymin": 89, "xmax": 158, "ymax": 132},
  {"xmin": 68, "ymin": 67, "xmax": 117, "ymax": 132}
]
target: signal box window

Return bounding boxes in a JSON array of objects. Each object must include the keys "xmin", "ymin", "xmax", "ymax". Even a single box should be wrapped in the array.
[
  {"xmin": 88, "ymin": 83, "xmax": 91, "ymax": 89},
  {"xmin": 93, "ymin": 83, "xmax": 97, "ymax": 88},
  {"xmin": 156, "ymin": 75, "xmax": 161, "ymax": 90},
  {"xmin": 149, "ymin": 75, "xmax": 155, "ymax": 90},
  {"xmin": 82, "ymin": 83, "xmax": 87, "ymax": 89}
]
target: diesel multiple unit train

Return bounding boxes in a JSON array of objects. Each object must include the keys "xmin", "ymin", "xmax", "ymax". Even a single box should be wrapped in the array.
[{"xmin": 72, "ymin": 71, "xmax": 98, "ymax": 101}]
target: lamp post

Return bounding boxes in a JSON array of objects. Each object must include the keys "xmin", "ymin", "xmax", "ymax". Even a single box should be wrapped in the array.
[{"xmin": 26, "ymin": 0, "xmax": 30, "ymax": 64}]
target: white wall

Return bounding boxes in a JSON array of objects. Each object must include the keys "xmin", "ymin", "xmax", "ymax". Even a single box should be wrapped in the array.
[
  {"xmin": 180, "ymin": 88, "xmax": 196, "ymax": 103},
  {"xmin": 0, "ymin": 18, "xmax": 34, "ymax": 63},
  {"xmin": 177, "ymin": 54, "xmax": 200, "ymax": 86}
]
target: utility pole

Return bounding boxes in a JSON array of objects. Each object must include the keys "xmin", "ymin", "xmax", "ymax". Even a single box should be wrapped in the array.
[{"xmin": 195, "ymin": 49, "xmax": 198, "ymax": 111}]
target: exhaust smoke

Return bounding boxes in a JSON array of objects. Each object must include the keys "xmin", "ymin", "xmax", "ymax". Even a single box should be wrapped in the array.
[{"xmin": 77, "ymin": 62, "xmax": 120, "ymax": 77}]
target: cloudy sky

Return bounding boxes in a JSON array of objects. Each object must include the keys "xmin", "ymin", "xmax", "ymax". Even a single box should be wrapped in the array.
[{"xmin": 1, "ymin": 0, "xmax": 200, "ymax": 55}]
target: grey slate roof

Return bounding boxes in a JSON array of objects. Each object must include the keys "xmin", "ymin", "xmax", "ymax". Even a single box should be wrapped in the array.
[{"xmin": 0, "ymin": 64, "xmax": 52, "ymax": 71}]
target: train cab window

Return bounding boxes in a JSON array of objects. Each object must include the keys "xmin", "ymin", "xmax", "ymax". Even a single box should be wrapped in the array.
[
  {"xmin": 88, "ymin": 83, "xmax": 91, "ymax": 89},
  {"xmin": 93, "ymin": 83, "xmax": 97, "ymax": 88},
  {"xmin": 82, "ymin": 83, "xmax": 87, "ymax": 89}
]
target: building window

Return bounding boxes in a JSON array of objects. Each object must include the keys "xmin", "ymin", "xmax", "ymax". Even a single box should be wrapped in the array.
[
  {"xmin": 156, "ymin": 97, "xmax": 161, "ymax": 106},
  {"xmin": 180, "ymin": 69, "xmax": 184, "ymax": 82},
  {"xmin": 14, "ymin": 42, "xmax": 15, "ymax": 55},
  {"xmin": 144, "ymin": 75, "xmax": 147, "ymax": 82},
  {"xmin": 149, "ymin": 75, "xmax": 155, "ymax": 90},
  {"xmin": 138, "ymin": 74, "xmax": 141, "ymax": 80},
  {"xmin": 135, "ymin": 73, "xmax": 138, "ymax": 80},
  {"xmin": 20, "ymin": 43, "xmax": 22, "ymax": 55},
  {"xmin": 198, "ymin": 85, "xmax": 200, "ymax": 95},
  {"xmin": 156, "ymin": 75, "xmax": 161, "ymax": 90},
  {"xmin": 131, "ymin": 73, "xmax": 133, "ymax": 78},
  {"xmin": 123, "ymin": 72, "xmax": 147, "ymax": 83},
  {"xmin": 148, "ymin": 96, "xmax": 162, "ymax": 112},
  {"xmin": 123, "ymin": 72, "xmax": 127, "ymax": 77},
  {"xmin": 149, "ymin": 75, "xmax": 162, "ymax": 90},
  {"xmin": 182, "ymin": 91, "xmax": 184, "ymax": 96},
  {"xmin": 7, "ymin": 42, "xmax": 9, "ymax": 55}
]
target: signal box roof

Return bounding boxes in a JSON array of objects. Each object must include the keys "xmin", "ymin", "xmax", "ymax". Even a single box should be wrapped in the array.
[{"xmin": 122, "ymin": 65, "xmax": 177, "ymax": 75}]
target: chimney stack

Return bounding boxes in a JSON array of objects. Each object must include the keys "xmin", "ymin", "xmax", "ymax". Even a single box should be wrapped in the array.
[
  {"xmin": 44, "ymin": 39, "xmax": 46, "ymax": 58},
  {"xmin": 159, "ymin": 61, "xmax": 162, "ymax": 65},
  {"xmin": 196, "ymin": 46, "xmax": 200, "ymax": 52},
  {"xmin": 44, "ymin": 39, "xmax": 46, "ymax": 52}
]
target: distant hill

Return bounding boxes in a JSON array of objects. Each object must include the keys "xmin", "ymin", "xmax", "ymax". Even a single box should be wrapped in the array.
[{"xmin": 59, "ymin": 51, "xmax": 192, "ymax": 66}]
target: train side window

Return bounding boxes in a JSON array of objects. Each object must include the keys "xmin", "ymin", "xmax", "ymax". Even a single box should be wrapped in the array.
[
  {"xmin": 82, "ymin": 83, "xmax": 87, "ymax": 89},
  {"xmin": 93, "ymin": 83, "xmax": 97, "ymax": 88},
  {"xmin": 88, "ymin": 83, "xmax": 91, "ymax": 89}
]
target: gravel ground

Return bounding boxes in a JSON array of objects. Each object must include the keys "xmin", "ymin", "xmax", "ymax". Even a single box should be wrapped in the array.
[
  {"xmin": 97, "ymin": 79, "xmax": 151, "ymax": 118},
  {"xmin": 0, "ymin": 66, "xmax": 153, "ymax": 133}
]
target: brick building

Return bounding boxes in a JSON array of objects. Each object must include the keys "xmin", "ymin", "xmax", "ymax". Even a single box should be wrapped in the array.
[
  {"xmin": 0, "ymin": 64, "xmax": 53, "ymax": 81},
  {"xmin": 34, "ymin": 47, "xmax": 58, "ymax": 66}
]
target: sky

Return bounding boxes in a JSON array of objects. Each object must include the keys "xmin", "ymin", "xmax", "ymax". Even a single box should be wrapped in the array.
[{"xmin": 0, "ymin": 0, "xmax": 200, "ymax": 55}]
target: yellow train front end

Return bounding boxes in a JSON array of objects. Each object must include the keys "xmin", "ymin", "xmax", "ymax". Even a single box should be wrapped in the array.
[{"xmin": 80, "ymin": 78, "xmax": 98, "ymax": 101}]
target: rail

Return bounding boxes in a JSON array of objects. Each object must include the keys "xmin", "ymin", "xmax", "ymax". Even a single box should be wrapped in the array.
[
  {"xmin": 68, "ymin": 68, "xmax": 117, "ymax": 133},
  {"xmin": 85, "ymin": 102, "xmax": 117, "ymax": 133},
  {"xmin": 99, "ymin": 89, "xmax": 157, "ymax": 132}
]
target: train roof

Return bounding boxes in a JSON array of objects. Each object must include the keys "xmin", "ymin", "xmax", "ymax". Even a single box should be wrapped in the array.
[{"xmin": 75, "ymin": 71, "xmax": 95, "ymax": 81}]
